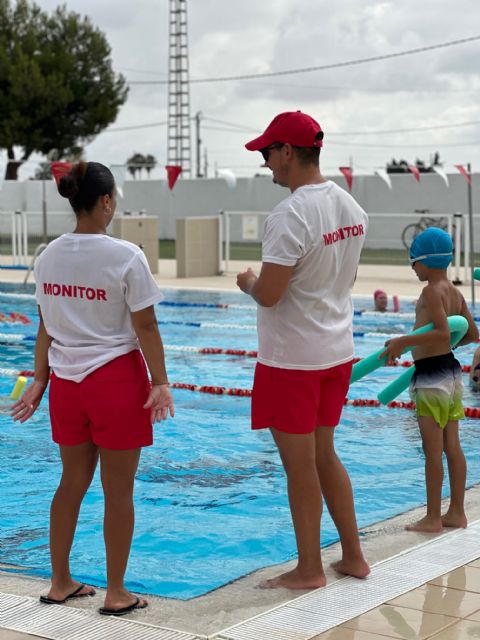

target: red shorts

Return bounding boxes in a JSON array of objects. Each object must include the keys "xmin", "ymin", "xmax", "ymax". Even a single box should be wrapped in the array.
[
  {"xmin": 49, "ymin": 350, "xmax": 153, "ymax": 450},
  {"xmin": 252, "ymin": 360, "xmax": 353, "ymax": 434}
]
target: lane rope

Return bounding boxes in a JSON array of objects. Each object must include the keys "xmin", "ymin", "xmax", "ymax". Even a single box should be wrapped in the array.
[{"xmin": 1, "ymin": 369, "xmax": 479, "ymax": 417}]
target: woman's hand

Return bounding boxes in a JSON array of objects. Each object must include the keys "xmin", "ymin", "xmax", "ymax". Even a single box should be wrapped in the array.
[
  {"xmin": 11, "ymin": 380, "xmax": 48, "ymax": 423},
  {"xmin": 143, "ymin": 384, "xmax": 175, "ymax": 423}
]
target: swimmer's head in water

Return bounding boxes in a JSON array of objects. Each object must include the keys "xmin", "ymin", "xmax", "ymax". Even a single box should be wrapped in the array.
[
  {"xmin": 471, "ymin": 363, "xmax": 480, "ymax": 391},
  {"xmin": 374, "ymin": 289, "xmax": 388, "ymax": 311},
  {"xmin": 409, "ymin": 227, "xmax": 453, "ymax": 269}
]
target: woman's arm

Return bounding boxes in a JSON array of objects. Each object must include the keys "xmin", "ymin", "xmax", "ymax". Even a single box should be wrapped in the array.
[
  {"xmin": 131, "ymin": 305, "xmax": 174, "ymax": 422},
  {"xmin": 11, "ymin": 308, "xmax": 52, "ymax": 423}
]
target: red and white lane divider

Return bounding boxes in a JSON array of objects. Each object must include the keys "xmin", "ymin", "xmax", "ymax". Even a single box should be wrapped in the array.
[
  {"xmin": 1, "ymin": 370, "xmax": 479, "ymax": 417},
  {"xmin": 0, "ymin": 354, "xmax": 474, "ymax": 376},
  {"xmin": 165, "ymin": 347, "xmax": 475, "ymax": 373},
  {"xmin": 0, "ymin": 312, "xmax": 31, "ymax": 324},
  {"xmin": 164, "ymin": 345, "xmax": 258, "ymax": 357}
]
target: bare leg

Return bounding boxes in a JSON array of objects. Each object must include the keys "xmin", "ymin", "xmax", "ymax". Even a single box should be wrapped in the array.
[
  {"xmin": 315, "ymin": 427, "xmax": 370, "ymax": 578},
  {"xmin": 100, "ymin": 447, "xmax": 147, "ymax": 610},
  {"xmin": 260, "ymin": 428, "xmax": 326, "ymax": 590},
  {"xmin": 46, "ymin": 442, "xmax": 98, "ymax": 601},
  {"xmin": 442, "ymin": 420, "xmax": 467, "ymax": 528},
  {"xmin": 406, "ymin": 416, "xmax": 444, "ymax": 532}
]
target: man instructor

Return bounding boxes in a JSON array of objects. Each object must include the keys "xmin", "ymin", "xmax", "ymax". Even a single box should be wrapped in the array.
[{"xmin": 237, "ymin": 111, "xmax": 370, "ymax": 589}]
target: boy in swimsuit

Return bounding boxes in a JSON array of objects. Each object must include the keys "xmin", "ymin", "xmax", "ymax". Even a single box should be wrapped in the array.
[{"xmin": 381, "ymin": 227, "xmax": 478, "ymax": 533}]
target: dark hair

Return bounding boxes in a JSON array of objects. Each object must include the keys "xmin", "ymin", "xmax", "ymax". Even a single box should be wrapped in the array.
[
  {"xmin": 58, "ymin": 161, "xmax": 115, "ymax": 213},
  {"xmin": 293, "ymin": 147, "xmax": 320, "ymax": 166},
  {"xmin": 293, "ymin": 132, "xmax": 323, "ymax": 167}
]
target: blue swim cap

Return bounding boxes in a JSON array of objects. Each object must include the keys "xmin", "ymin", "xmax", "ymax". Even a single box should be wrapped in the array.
[{"xmin": 409, "ymin": 227, "xmax": 453, "ymax": 269}]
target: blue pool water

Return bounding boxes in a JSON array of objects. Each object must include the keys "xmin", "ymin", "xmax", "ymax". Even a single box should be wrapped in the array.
[{"xmin": 0, "ymin": 283, "xmax": 479, "ymax": 599}]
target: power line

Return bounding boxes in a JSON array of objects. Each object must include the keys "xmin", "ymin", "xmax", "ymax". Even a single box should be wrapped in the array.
[
  {"xmin": 328, "ymin": 139, "xmax": 480, "ymax": 148},
  {"xmin": 329, "ymin": 120, "xmax": 480, "ymax": 136},
  {"xmin": 104, "ymin": 121, "xmax": 168, "ymax": 132},
  {"xmin": 101, "ymin": 114, "xmax": 480, "ymax": 139},
  {"xmin": 202, "ymin": 115, "xmax": 480, "ymax": 137},
  {"xmin": 125, "ymin": 35, "xmax": 480, "ymax": 85},
  {"xmin": 203, "ymin": 117, "xmax": 259, "ymax": 132},
  {"xmin": 244, "ymin": 81, "xmax": 480, "ymax": 94}
]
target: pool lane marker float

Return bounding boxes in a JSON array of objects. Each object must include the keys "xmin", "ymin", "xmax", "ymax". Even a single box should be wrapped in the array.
[
  {"xmin": 10, "ymin": 376, "xmax": 27, "ymax": 400},
  {"xmin": 0, "ymin": 375, "xmax": 27, "ymax": 412},
  {"xmin": 351, "ymin": 315, "xmax": 469, "ymax": 405}
]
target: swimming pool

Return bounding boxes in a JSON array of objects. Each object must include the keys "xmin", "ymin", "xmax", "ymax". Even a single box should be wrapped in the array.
[{"xmin": 0, "ymin": 284, "xmax": 479, "ymax": 600}]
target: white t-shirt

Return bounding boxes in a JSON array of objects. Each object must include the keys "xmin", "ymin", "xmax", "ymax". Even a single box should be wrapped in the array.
[
  {"xmin": 34, "ymin": 233, "xmax": 163, "ymax": 382},
  {"xmin": 258, "ymin": 181, "xmax": 368, "ymax": 369}
]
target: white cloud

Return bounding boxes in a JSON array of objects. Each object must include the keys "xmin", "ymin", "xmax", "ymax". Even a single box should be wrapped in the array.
[{"xmin": 13, "ymin": 0, "xmax": 480, "ymax": 178}]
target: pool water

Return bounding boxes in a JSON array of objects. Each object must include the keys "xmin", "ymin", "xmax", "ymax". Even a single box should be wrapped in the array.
[{"xmin": 0, "ymin": 284, "xmax": 479, "ymax": 599}]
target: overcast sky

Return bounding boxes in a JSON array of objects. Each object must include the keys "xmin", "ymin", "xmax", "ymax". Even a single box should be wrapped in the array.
[{"xmin": 14, "ymin": 0, "xmax": 480, "ymax": 180}]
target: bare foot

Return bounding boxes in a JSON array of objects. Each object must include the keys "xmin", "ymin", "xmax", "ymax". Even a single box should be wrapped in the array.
[
  {"xmin": 442, "ymin": 511, "xmax": 468, "ymax": 529},
  {"xmin": 258, "ymin": 568, "xmax": 326, "ymax": 590},
  {"xmin": 331, "ymin": 558, "xmax": 370, "ymax": 579},
  {"xmin": 405, "ymin": 516, "xmax": 443, "ymax": 533}
]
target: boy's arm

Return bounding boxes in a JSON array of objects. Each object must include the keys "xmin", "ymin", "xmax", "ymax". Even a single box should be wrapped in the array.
[
  {"xmin": 381, "ymin": 286, "xmax": 450, "ymax": 363},
  {"xmin": 456, "ymin": 296, "xmax": 479, "ymax": 346}
]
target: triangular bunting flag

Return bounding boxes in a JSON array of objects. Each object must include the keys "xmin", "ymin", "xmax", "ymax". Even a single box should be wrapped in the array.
[
  {"xmin": 110, "ymin": 165, "xmax": 127, "ymax": 198},
  {"xmin": 51, "ymin": 162, "xmax": 73, "ymax": 185},
  {"xmin": 432, "ymin": 166, "xmax": 449, "ymax": 187},
  {"xmin": 407, "ymin": 165, "xmax": 420, "ymax": 182},
  {"xmin": 374, "ymin": 169, "xmax": 392, "ymax": 189},
  {"xmin": 454, "ymin": 164, "xmax": 471, "ymax": 184},
  {"xmin": 339, "ymin": 166, "xmax": 353, "ymax": 191},
  {"xmin": 165, "ymin": 165, "xmax": 182, "ymax": 191}
]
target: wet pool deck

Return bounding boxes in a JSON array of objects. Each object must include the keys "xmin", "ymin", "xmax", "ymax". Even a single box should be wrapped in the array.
[{"xmin": 1, "ymin": 258, "xmax": 479, "ymax": 640}]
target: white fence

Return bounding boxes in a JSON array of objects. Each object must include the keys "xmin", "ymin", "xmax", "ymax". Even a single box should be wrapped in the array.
[
  {"xmin": 220, "ymin": 210, "xmax": 474, "ymax": 283},
  {"xmin": 0, "ymin": 208, "xmax": 477, "ymax": 284}
]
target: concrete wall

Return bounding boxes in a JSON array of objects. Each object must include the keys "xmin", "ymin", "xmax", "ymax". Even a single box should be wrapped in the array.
[{"xmin": 0, "ymin": 173, "xmax": 478, "ymax": 250}]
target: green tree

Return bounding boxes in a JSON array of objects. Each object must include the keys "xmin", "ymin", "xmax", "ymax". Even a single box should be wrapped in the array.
[
  {"xmin": 144, "ymin": 154, "xmax": 157, "ymax": 177},
  {"xmin": 0, "ymin": 0, "xmax": 128, "ymax": 179}
]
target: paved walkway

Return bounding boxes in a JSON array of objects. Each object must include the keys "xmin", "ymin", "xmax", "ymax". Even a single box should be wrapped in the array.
[
  {"xmin": 1, "ymin": 258, "xmax": 478, "ymax": 302},
  {"xmin": 156, "ymin": 260, "xmax": 478, "ymax": 302}
]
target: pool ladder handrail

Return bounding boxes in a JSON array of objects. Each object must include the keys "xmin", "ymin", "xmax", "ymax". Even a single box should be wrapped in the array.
[{"xmin": 23, "ymin": 243, "xmax": 48, "ymax": 284}]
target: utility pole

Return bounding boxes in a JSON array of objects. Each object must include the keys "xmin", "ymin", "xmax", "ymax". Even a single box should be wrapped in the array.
[
  {"xmin": 203, "ymin": 147, "xmax": 208, "ymax": 178},
  {"xmin": 467, "ymin": 162, "xmax": 475, "ymax": 306},
  {"xmin": 195, "ymin": 111, "xmax": 203, "ymax": 178}
]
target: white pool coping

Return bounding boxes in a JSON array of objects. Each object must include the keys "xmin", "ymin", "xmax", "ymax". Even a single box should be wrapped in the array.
[{"xmin": 1, "ymin": 521, "xmax": 480, "ymax": 640}]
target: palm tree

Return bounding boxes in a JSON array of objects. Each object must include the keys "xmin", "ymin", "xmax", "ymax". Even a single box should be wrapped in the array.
[
  {"xmin": 126, "ymin": 153, "xmax": 145, "ymax": 179},
  {"xmin": 144, "ymin": 154, "xmax": 157, "ymax": 178}
]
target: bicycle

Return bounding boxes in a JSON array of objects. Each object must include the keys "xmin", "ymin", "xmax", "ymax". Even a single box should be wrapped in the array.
[{"xmin": 401, "ymin": 211, "xmax": 455, "ymax": 251}]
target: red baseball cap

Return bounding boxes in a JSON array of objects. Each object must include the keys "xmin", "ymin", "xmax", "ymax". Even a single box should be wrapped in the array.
[{"xmin": 245, "ymin": 111, "xmax": 324, "ymax": 151}]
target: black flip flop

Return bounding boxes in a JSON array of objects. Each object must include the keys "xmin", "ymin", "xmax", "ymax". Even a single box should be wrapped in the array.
[
  {"xmin": 99, "ymin": 596, "xmax": 148, "ymax": 616},
  {"xmin": 39, "ymin": 584, "xmax": 96, "ymax": 605}
]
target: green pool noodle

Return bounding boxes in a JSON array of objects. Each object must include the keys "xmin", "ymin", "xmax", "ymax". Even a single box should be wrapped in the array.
[{"xmin": 350, "ymin": 315, "xmax": 469, "ymax": 404}]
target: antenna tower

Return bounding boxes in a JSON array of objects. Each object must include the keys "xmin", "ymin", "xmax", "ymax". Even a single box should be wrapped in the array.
[{"xmin": 167, "ymin": 0, "xmax": 191, "ymax": 177}]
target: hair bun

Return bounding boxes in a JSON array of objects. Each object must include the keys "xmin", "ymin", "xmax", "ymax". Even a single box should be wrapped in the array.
[{"xmin": 58, "ymin": 174, "xmax": 79, "ymax": 199}]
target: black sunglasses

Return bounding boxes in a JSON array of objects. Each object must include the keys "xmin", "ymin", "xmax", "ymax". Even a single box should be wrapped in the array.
[{"xmin": 260, "ymin": 143, "xmax": 285, "ymax": 163}]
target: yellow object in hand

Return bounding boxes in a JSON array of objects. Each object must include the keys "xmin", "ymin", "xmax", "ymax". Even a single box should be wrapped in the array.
[{"xmin": 10, "ymin": 376, "xmax": 27, "ymax": 400}]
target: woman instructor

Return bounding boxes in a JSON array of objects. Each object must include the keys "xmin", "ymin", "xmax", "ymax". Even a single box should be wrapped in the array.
[{"xmin": 12, "ymin": 161, "xmax": 174, "ymax": 616}]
